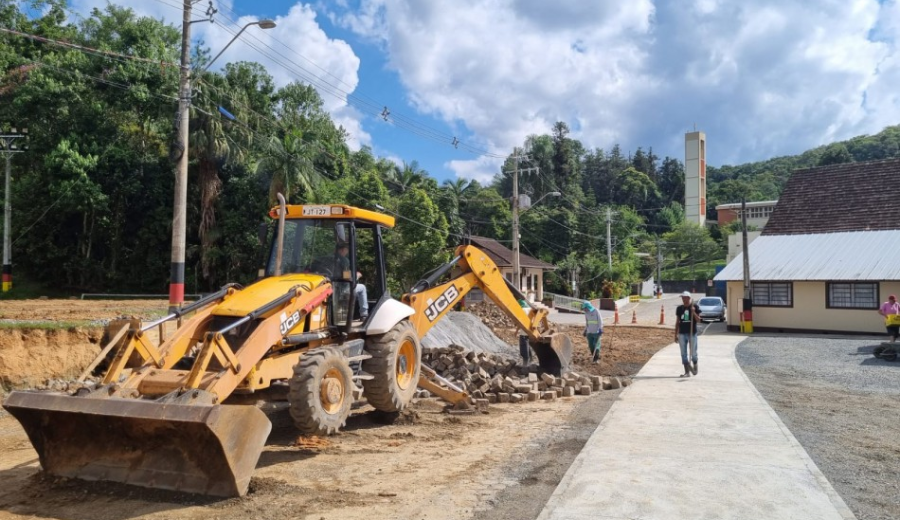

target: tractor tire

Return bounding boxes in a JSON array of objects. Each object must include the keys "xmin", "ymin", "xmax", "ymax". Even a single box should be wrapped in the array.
[
  {"xmin": 288, "ymin": 347, "xmax": 354, "ymax": 435},
  {"xmin": 362, "ymin": 320, "xmax": 421, "ymax": 412}
]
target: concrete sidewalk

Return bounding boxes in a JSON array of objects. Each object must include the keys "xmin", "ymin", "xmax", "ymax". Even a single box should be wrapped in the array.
[{"xmin": 538, "ymin": 334, "xmax": 856, "ymax": 520}]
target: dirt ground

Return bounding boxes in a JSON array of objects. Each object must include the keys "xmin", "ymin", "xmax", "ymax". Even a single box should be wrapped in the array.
[
  {"xmin": 0, "ymin": 300, "xmax": 172, "ymax": 393},
  {"xmin": 0, "ymin": 299, "xmax": 169, "ymax": 322},
  {"xmin": 0, "ymin": 299, "xmax": 672, "ymax": 520}
]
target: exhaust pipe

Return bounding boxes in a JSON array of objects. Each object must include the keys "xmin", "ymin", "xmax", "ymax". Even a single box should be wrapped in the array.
[{"xmin": 274, "ymin": 193, "xmax": 286, "ymax": 276}]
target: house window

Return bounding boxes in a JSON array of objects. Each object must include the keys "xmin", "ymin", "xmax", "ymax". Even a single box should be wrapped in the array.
[
  {"xmin": 752, "ymin": 282, "xmax": 792, "ymax": 307},
  {"xmin": 827, "ymin": 282, "xmax": 878, "ymax": 309}
]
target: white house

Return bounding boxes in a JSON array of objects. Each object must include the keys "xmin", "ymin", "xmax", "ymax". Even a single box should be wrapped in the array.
[
  {"xmin": 715, "ymin": 158, "xmax": 900, "ymax": 334},
  {"xmin": 468, "ymin": 236, "xmax": 556, "ymax": 302}
]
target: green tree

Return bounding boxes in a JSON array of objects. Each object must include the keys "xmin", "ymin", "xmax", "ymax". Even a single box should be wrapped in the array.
[
  {"xmin": 817, "ymin": 143, "xmax": 852, "ymax": 166},
  {"xmin": 387, "ymin": 188, "xmax": 450, "ymax": 292},
  {"xmin": 663, "ymin": 222, "xmax": 723, "ymax": 279},
  {"xmin": 256, "ymin": 128, "xmax": 318, "ymax": 204}
]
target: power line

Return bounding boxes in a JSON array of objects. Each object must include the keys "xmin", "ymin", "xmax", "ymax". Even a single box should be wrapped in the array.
[{"xmin": 150, "ymin": 0, "xmax": 506, "ymax": 159}]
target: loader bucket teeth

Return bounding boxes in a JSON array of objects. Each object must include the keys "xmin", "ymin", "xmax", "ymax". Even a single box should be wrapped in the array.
[
  {"xmin": 2, "ymin": 392, "xmax": 272, "ymax": 497},
  {"xmin": 530, "ymin": 333, "xmax": 573, "ymax": 376}
]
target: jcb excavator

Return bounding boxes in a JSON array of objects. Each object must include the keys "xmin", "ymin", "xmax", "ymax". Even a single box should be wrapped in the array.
[{"xmin": 2, "ymin": 201, "xmax": 572, "ymax": 498}]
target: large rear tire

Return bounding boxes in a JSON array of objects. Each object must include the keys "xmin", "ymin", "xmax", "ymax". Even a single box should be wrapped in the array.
[
  {"xmin": 289, "ymin": 347, "xmax": 354, "ymax": 435},
  {"xmin": 362, "ymin": 320, "xmax": 421, "ymax": 412}
]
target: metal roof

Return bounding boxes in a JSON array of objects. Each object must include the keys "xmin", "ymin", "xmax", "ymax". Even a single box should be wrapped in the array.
[{"xmin": 714, "ymin": 230, "xmax": 900, "ymax": 281}]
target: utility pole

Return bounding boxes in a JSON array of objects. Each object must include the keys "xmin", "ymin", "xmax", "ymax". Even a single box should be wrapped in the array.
[
  {"xmin": 741, "ymin": 197, "xmax": 753, "ymax": 333},
  {"xmin": 741, "ymin": 198, "xmax": 750, "ymax": 298},
  {"xmin": 169, "ymin": 0, "xmax": 194, "ymax": 312},
  {"xmin": 605, "ymin": 207, "xmax": 617, "ymax": 272},
  {"xmin": 511, "ymin": 148, "xmax": 520, "ymax": 294},
  {"xmin": 656, "ymin": 237, "xmax": 663, "ymax": 299},
  {"xmin": 1, "ymin": 127, "xmax": 26, "ymax": 293}
]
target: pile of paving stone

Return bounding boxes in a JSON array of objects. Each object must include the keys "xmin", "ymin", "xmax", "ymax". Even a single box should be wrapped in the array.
[
  {"xmin": 419, "ymin": 345, "xmax": 631, "ymax": 405},
  {"xmin": 32, "ymin": 377, "xmax": 99, "ymax": 394}
]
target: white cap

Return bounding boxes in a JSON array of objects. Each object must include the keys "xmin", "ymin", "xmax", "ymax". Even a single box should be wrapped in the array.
[{"xmin": 681, "ymin": 291, "xmax": 691, "ymax": 297}]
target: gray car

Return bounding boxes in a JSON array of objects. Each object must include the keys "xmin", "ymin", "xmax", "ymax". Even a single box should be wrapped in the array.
[{"xmin": 697, "ymin": 296, "xmax": 726, "ymax": 322}]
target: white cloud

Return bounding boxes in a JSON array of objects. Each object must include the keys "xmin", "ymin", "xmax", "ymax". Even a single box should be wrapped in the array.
[
  {"xmin": 331, "ymin": 104, "xmax": 372, "ymax": 150},
  {"xmin": 334, "ymin": 0, "xmax": 898, "ymax": 173},
  {"xmin": 198, "ymin": 5, "xmax": 360, "ymax": 110},
  {"xmin": 446, "ymin": 155, "xmax": 503, "ymax": 184},
  {"xmin": 335, "ymin": 0, "xmax": 657, "ymax": 180}
]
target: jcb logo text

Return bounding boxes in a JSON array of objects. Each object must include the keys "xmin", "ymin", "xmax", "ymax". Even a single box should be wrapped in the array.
[
  {"xmin": 425, "ymin": 285, "xmax": 460, "ymax": 322},
  {"xmin": 280, "ymin": 310, "xmax": 301, "ymax": 335}
]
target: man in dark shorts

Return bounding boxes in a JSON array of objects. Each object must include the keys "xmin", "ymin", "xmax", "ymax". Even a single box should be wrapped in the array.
[{"xmin": 675, "ymin": 291, "xmax": 700, "ymax": 377}]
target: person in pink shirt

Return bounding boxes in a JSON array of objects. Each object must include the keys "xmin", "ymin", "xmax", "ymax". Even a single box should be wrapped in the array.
[{"xmin": 878, "ymin": 294, "xmax": 900, "ymax": 342}]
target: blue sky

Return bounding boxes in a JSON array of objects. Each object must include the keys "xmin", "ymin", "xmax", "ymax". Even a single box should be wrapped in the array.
[{"xmin": 67, "ymin": 0, "xmax": 899, "ymax": 183}]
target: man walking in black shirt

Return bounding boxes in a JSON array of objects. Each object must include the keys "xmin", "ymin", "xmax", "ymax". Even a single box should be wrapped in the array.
[{"xmin": 675, "ymin": 291, "xmax": 700, "ymax": 377}]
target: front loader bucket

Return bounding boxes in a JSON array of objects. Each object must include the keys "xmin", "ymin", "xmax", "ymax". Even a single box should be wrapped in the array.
[
  {"xmin": 2, "ymin": 391, "xmax": 272, "ymax": 497},
  {"xmin": 531, "ymin": 333, "xmax": 573, "ymax": 376}
]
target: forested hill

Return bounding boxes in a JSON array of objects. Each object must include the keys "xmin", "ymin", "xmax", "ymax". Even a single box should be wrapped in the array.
[
  {"xmin": 708, "ymin": 124, "xmax": 900, "ymax": 208},
  {"xmin": 1, "ymin": 3, "xmax": 898, "ymax": 299}
]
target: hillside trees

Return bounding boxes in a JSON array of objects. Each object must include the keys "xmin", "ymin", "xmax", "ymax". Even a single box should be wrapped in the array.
[{"xmin": 2, "ymin": 2, "xmax": 899, "ymax": 298}]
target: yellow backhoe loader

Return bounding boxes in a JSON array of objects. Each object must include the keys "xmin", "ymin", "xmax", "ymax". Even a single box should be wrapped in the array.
[{"xmin": 2, "ymin": 201, "xmax": 571, "ymax": 498}]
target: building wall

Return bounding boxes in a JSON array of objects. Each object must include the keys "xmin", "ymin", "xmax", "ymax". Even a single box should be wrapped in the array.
[
  {"xmin": 726, "ymin": 231, "xmax": 762, "ymax": 263},
  {"xmin": 725, "ymin": 280, "xmax": 900, "ymax": 333},
  {"xmin": 684, "ymin": 131, "xmax": 707, "ymax": 226},
  {"xmin": 715, "ymin": 202, "xmax": 775, "ymax": 229},
  {"xmin": 500, "ymin": 267, "xmax": 547, "ymax": 301},
  {"xmin": 718, "ymin": 208, "xmax": 738, "ymax": 225}
]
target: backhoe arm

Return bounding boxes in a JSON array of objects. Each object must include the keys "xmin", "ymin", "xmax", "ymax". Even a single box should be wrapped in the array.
[{"xmin": 403, "ymin": 244, "xmax": 552, "ymax": 342}]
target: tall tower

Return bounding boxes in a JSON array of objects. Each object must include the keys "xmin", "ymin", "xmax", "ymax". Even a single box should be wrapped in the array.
[{"xmin": 684, "ymin": 131, "xmax": 706, "ymax": 225}]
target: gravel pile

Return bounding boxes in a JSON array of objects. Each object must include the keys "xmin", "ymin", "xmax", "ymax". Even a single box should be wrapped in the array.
[
  {"xmin": 737, "ymin": 335, "xmax": 900, "ymax": 520},
  {"xmin": 421, "ymin": 311, "xmax": 517, "ymax": 357}
]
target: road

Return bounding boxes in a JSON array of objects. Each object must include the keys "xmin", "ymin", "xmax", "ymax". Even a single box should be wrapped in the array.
[{"xmin": 548, "ymin": 292, "xmax": 718, "ymax": 330}]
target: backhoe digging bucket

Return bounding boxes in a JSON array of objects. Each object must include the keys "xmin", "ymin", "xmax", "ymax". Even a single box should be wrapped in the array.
[
  {"xmin": 530, "ymin": 333, "xmax": 573, "ymax": 376},
  {"xmin": 3, "ymin": 392, "xmax": 272, "ymax": 497}
]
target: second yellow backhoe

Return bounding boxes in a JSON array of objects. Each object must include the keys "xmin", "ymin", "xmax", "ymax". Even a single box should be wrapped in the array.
[{"xmin": 2, "ymin": 201, "xmax": 572, "ymax": 498}]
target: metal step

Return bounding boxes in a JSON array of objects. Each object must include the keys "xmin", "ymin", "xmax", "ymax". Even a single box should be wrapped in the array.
[{"xmin": 346, "ymin": 354, "xmax": 372, "ymax": 362}]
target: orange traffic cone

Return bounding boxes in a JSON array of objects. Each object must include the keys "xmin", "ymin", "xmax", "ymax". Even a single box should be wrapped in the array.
[
  {"xmin": 614, "ymin": 304, "xmax": 620, "ymax": 325},
  {"xmin": 658, "ymin": 306, "xmax": 666, "ymax": 325},
  {"xmin": 631, "ymin": 310, "xmax": 637, "ymax": 324}
]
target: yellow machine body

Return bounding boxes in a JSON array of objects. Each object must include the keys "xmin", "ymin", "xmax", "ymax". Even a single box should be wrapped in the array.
[{"xmin": 2, "ymin": 204, "xmax": 570, "ymax": 498}]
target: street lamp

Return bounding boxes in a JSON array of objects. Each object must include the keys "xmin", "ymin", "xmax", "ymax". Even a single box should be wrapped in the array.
[
  {"xmin": 203, "ymin": 20, "xmax": 277, "ymax": 72},
  {"xmin": 169, "ymin": 14, "xmax": 276, "ymax": 311},
  {"xmin": 521, "ymin": 191, "xmax": 562, "ymax": 213}
]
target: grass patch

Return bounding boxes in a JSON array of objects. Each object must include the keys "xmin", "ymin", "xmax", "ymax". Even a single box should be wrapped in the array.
[
  {"xmin": 0, "ymin": 320, "xmax": 97, "ymax": 330},
  {"xmin": 114, "ymin": 308, "xmax": 169, "ymax": 319},
  {"xmin": 0, "ymin": 275, "xmax": 73, "ymax": 300}
]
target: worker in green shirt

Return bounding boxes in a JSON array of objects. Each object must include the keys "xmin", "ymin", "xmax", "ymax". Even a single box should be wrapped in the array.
[{"xmin": 581, "ymin": 301, "xmax": 603, "ymax": 363}]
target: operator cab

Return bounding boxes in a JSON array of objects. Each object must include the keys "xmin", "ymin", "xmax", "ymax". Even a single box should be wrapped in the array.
[{"xmin": 263, "ymin": 205, "xmax": 395, "ymax": 328}]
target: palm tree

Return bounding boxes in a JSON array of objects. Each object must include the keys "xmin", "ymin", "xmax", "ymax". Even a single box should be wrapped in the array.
[
  {"xmin": 382, "ymin": 160, "xmax": 426, "ymax": 194},
  {"xmin": 442, "ymin": 177, "xmax": 471, "ymax": 201},
  {"xmin": 189, "ymin": 75, "xmax": 246, "ymax": 282},
  {"xmin": 256, "ymin": 128, "xmax": 318, "ymax": 205}
]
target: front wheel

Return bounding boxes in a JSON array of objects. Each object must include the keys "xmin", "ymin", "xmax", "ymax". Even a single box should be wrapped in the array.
[
  {"xmin": 362, "ymin": 320, "xmax": 421, "ymax": 412},
  {"xmin": 289, "ymin": 347, "xmax": 354, "ymax": 435}
]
